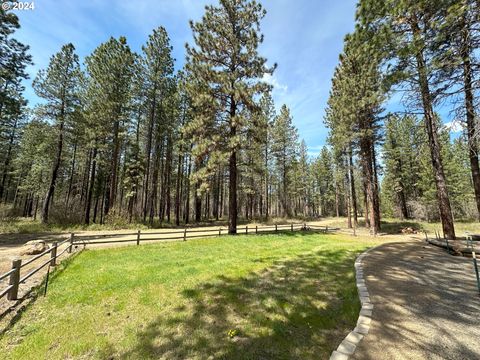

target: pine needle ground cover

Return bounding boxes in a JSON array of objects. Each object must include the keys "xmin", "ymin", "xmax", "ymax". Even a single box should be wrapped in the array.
[{"xmin": 1, "ymin": 233, "xmax": 380, "ymax": 359}]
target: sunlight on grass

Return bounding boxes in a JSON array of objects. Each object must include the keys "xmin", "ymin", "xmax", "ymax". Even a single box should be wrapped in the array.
[{"xmin": 0, "ymin": 233, "xmax": 380, "ymax": 359}]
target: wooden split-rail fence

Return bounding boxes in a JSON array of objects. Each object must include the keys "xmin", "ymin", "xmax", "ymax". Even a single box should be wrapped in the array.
[
  {"xmin": 424, "ymin": 230, "xmax": 480, "ymax": 294},
  {"xmin": 0, "ymin": 223, "xmax": 337, "ymax": 302}
]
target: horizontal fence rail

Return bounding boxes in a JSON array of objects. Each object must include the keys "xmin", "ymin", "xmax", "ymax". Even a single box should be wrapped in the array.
[
  {"xmin": 0, "ymin": 239, "xmax": 70, "ymax": 301},
  {"xmin": 0, "ymin": 223, "xmax": 336, "ymax": 302},
  {"xmin": 424, "ymin": 230, "xmax": 480, "ymax": 294},
  {"xmin": 70, "ymin": 223, "xmax": 333, "ymax": 247}
]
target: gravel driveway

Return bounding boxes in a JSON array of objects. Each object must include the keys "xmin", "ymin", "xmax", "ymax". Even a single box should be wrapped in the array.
[{"xmin": 353, "ymin": 241, "xmax": 480, "ymax": 360}]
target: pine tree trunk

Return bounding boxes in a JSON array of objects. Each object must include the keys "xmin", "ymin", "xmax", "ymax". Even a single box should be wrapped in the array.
[
  {"xmin": 26, "ymin": 194, "xmax": 33, "ymax": 217},
  {"xmin": 93, "ymin": 190, "xmax": 99, "ymax": 224},
  {"xmin": 41, "ymin": 115, "xmax": 65, "ymax": 224},
  {"xmin": 360, "ymin": 137, "xmax": 379, "ymax": 234},
  {"xmin": 165, "ymin": 136, "xmax": 173, "ymax": 223},
  {"xmin": 33, "ymin": 196, "xmax": 39, "ymax": 220},
  {"xmin": 175, "ymin": 153, "xmax": 183, "ymax": 226},
  {"xmin": 335, "ymin": 182, "xmax": 340, "ymax": 217},
  {"xmin": 215, "ymin": 169, "xmax": 221, "ymax": 220},
  {"xmin": 345, "ymin": 172, "xmax": 352, "ymax": 229},
  {"xmin": 102, "ymin": 172, "xmax": 111, "ymax": 221},
  {"xmin": 80, "ymin": 150, "xmax": 92, "ymax": 204},
  {"xmin": 85, "ymin": 147, "xmax": 97, "ymax": 225},
  {"xmin": 228, "ymin": 148, "xmax": 237, "ymax": 234},
  {"xmin": 348, "ymin": 147, "xmax": 358, "ymax": 225},
  {"xmin": 65, "ymin": 141, "xmax": 77, "ymax": 207},
  {"xmin": 461, "ymin": 24, "xmax": 480, "ymax": 221},
  {"xmin": 283, "ymin": 161, "xmax": 287, "ymax": 217},
  {"xmin": 143, "ymin": 93, "xmax": 157, "ymax": 221},
  {"xmin": 265, "ymin": 145, "xmax": 269, "ymax": 220},
  {"xmin": 205, "ymin": 192, "xmax": 210, "ymax": 219},
  {"xmin": 195, "ymin": 181, "xmax": 202, "ymax": 222},
  {"xmin": 372, "ymin": 145, "xmax": 381, "ymax": 230},
  {"xmin": 228, "ymin": 95, "xmax": 238, "ymax": 234},
  {"xmin": 411, "ymin": 16, "xmax": 456, "ymax": 239},
  {"xmin": 398, "ymin": 183, "xmax": 409, "ymax": 219},
  {"xmin": 100, "ymin": 182, "xmax": 106, "ymax": 224},
  {"xmin": 220, "ymin": 170, "xmax": 225, "ymax": 218},
  {"xmin": 107, "ymin": 119, "xmax": 120, "ymax": 215},
  {"xmin": 158, "ymin": 137, "xmax": 166, "ymax": 221},
  {"xmin": 185, "ymin": 154, "xmax": 192, "ymax": 224},
  {"xmin": 363, "ymin": 179, "xmax": 370, "ymax": 228},
  {"xmin": 149, "ymin": 141, "xmax": 161, "ymax": 225}
]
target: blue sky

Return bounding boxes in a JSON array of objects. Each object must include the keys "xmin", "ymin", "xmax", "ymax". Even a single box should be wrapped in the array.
[{"xmin": 14, "ymin": 0, "xmax": 359, "ymax": 156}]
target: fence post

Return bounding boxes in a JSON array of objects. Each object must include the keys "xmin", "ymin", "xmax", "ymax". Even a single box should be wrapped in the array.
[
  {"xmin": 445, "ymin": 237, "xmax": 451, "ymax": 254},
  {"xmin": 184, "ymin": 228, "xmax": 187, "ymax": 241},
  {"xmin": 275, "ymin": 224, "xmax": 278, "ymax": 233},
  {"xmin": 291, "ymin": 224, "xmax": 293, "ymax": 232},
  {"xmin": 467, "ymin": 236, "xmax": 480, "ymax": 295},
  {"xmin": 246, "ymin": 226, "xmax": 248, "ymax": 235},
  {"xmin": 68, "ymin": 233, "xmax": 74, "ymax": 253},
  {"xmin": 256, "ymin": 225, "xmax": 258, "ymax": 234},
  {"xmin": 326, "ymin": 225, "xmax": 328, "ymax": 233},
  {"xmin": 7, "ymin": 259, "xmax": 21, "ymax": 301},
  {"xmin": 50, "ymin": 242, "xmax": 58, "ymax": 267},
  {"xmin": 137, "ymin": 230, "xmax": 141, "ymax": 246},
  {"xmin": 219, "ymin": 228, "xmax": 222, "ymax": 236}
]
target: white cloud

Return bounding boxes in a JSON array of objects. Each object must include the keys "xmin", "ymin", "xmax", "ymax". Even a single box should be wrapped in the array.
[
  {"xmin": 444, "ymin": 121, "xmax": 465, "ymax": 133},
  {"xmin": 262, "ymin": 73, "xmax": 288, "ymax": 93}
]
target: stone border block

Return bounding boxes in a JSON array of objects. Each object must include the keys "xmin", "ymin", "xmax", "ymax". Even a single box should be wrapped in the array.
[{"xmin": 329, "ymin": 243, "xmax": 384, "ymax": 359}]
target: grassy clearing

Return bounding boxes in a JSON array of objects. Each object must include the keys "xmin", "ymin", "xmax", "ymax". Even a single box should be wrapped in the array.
[{"xmin": 0, "ymin": 233, "xmax": 380, "ymax": 359}]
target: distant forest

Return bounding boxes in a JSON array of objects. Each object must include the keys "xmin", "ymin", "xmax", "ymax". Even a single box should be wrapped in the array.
[{"xmin": 1, "ymin": 0, "xmax": 479, "ymax": 237}]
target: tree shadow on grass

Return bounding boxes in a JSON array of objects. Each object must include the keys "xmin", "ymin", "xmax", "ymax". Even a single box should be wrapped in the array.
[{"xmin": 119, "ymin": 249, "xmax": 360, "ymax": 360}]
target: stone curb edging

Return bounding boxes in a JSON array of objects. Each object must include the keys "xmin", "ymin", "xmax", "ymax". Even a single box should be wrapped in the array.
[{"xmin": 329, "ymin": 244, "xmax": 384, "ymax": 360}]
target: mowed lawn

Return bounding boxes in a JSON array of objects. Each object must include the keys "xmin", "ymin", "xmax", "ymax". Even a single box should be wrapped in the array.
[{"xmin": 0, "ymin": 233, "xmax": 380, "ymax": 359}]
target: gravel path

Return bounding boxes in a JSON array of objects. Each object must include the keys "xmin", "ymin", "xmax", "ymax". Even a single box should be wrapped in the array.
[{"xmin": 353, "ymin": 241, "xmax": 480, "ymax": 360}]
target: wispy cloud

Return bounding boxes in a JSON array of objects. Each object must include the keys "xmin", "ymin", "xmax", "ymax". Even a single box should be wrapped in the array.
[
  {"xmin": 262, "ymin": 73, "xmax": 288, "ymax": 93},
  {"xmin": 444, "ymin": 121, "xmax": 464, "ymax": 133}
]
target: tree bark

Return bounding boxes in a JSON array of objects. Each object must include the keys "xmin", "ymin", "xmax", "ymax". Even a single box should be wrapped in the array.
[
  {"xmin": 165, "ymin": 136, "xmax": 173, "ymax": 222},
  {"xmin": 41, "ymin": 111, "xmax": 65, "ymax": 224},
  {"xmin": 372, "ymin": 145, "xmax": 381, "ymax": 230},
  {"xmin": 461, "ymin": 21, "xmax": 480, "ymax": 221},
  {"xmin": 143, "ymin": 90, "xmax": 157, "ymax": 221},
  {"xmin": 228, "ymin": 94, "xmax": 238, "ymax": 234},
  {"xmin": 345, "ymin": 167, "xmax": 352, "ymax": 229},
  {"xmin": 348, "ymin": 147, "xmax": 358, "ymax": 226},
  {"xmin": 411, "ymin": 16, "xmax": 456, "ymax": 239},
  {"xmin": 264, "ymin": 142, "xmax": 269, "ymax": 220},
  {"xmin": 65, "ymin": 141, "xmax": 77, "ymax": 207},
  {"xmin": 185, "ymin": 154, "xmax": 192, "ymax": 224},
  {"xmin": 228, "ymin": 147, "xmax": 237, "ymax": 234},
  {"xmin": 107, "ymin": 118, "xmax": 120, "ymax": 215},
  {"xmin": 149, "ymin": 141, "xmax": 161, "ymax": 225},
  {"xmin": 175, "ymin": 153, "xmax": 184, "ymax": 226},
  {"xmin": 84, "ymin": 147, "xmax": 97, "ymax": 225}
]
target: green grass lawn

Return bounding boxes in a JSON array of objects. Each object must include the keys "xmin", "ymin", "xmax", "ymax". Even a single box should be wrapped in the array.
[{"xmin": 0, "ymin": 233, "xmax": 379, "ymax": 359}]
